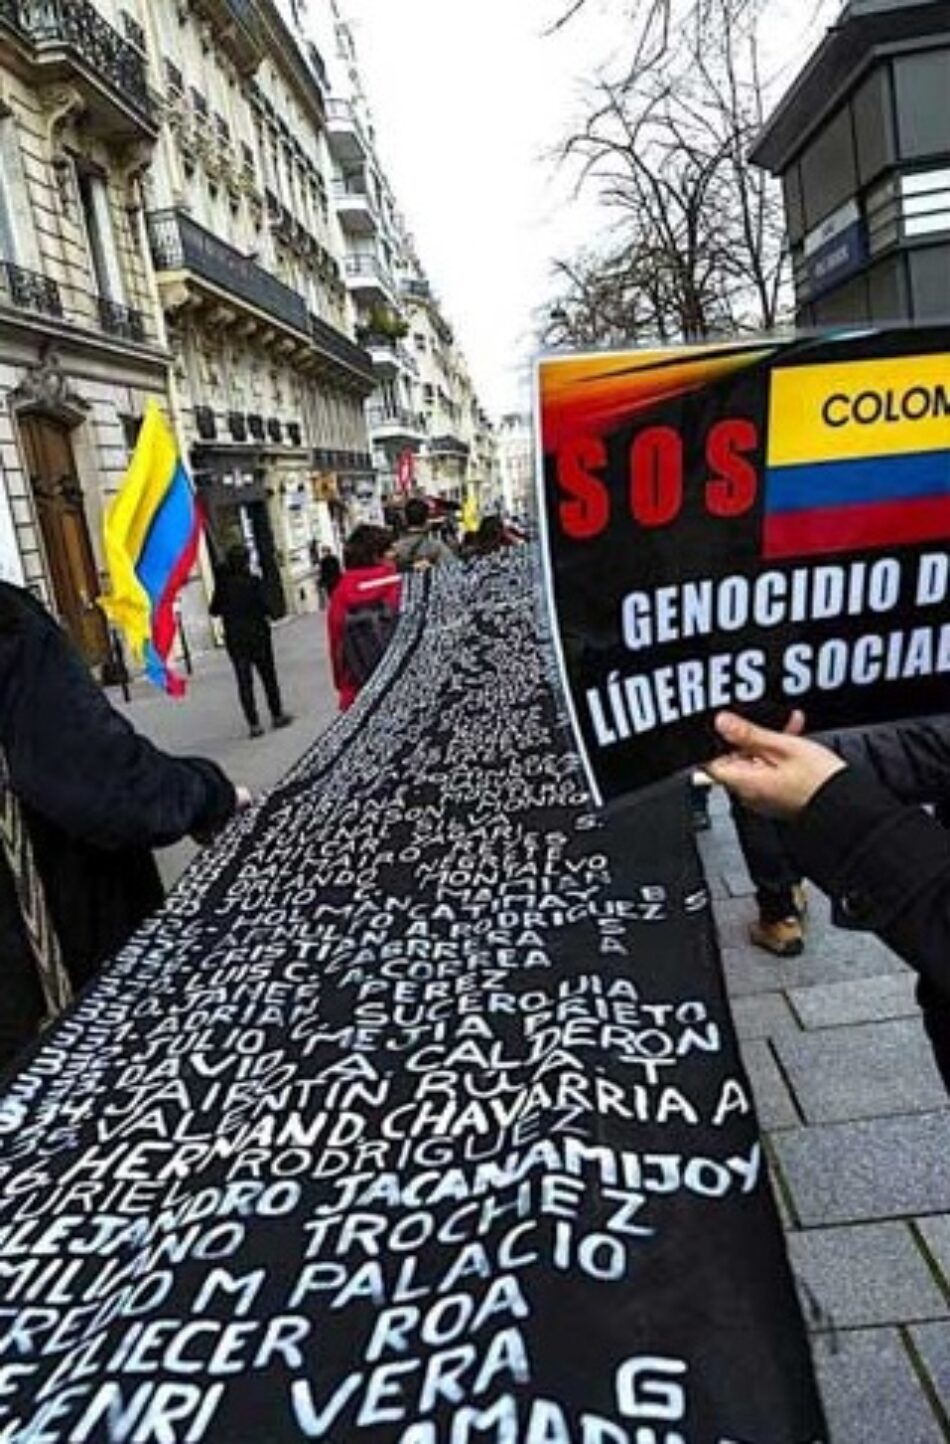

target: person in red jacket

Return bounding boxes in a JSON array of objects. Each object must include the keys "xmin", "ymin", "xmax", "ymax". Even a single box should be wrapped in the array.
[{"xmin": 327, "ymin": 525, "xmax": 402, "ymax": 710}]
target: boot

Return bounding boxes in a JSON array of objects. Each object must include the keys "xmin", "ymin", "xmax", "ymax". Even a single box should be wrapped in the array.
[{"xmin": 749, "ymin": 915, "xmax": 805, "ymax": 958}]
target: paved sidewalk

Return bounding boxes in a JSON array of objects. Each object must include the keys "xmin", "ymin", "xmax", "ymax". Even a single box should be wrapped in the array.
[
  {"xmin": 112, "ymin": 613, "xmax": 339, "ymax": 882},
  {"xmin": 700, "ymin": 789, "xmax": 950, "ymax": 1442}
]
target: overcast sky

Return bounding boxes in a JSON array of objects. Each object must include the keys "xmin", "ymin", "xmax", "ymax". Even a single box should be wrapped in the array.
[{"xmin": 340, "ymin": 1, "xmax": 837, "ymax": 418}]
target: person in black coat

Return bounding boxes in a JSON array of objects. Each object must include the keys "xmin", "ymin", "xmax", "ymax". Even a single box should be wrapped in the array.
[
  {"xmin": 0, "ymin": 581, "xmax": 241, "ymax": 1074},
  {"xmin": 708, "ymin": 711, "xmax": 950, "ymax": 1092},
  {"xmin": 210, "ymin": 545, "xmax": 292, "ymax": 738},
  {"xmin": 317, "ymin": 546, "xmax": 342, "ymax": 607}
]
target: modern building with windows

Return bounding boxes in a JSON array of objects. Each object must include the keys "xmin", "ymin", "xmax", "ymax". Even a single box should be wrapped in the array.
[
  {"xmin": 751, "ymin": 0, "xmax": 950, "ymax": 327},
  {"xmin": 0, "ymin": 0, "xmax": 375, "ymax": 664}
]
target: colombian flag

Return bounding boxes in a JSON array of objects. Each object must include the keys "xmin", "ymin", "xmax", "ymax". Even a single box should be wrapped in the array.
[
  {"xmin": 100, "ymin": 401, "xmax": 202, "ymax": 696},
  {"xmin": 461, "ymin": 485, "xmax": 480, "ymax": 535},
  {"xmin": 764, "ymin": 354, "xmax": 950, "ymax": 559}
]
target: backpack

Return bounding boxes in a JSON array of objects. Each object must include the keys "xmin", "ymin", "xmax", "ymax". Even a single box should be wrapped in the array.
[{"xmin": 341, "ymin": 598, "xmax": 397, "ymax": 686}]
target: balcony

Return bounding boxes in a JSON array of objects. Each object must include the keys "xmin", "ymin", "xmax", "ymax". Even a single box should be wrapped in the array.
[
  {"xmin": 3, "ymin": 0, "xmax": 156, "ymax": 138},
  {"xmin": 332, "ymin": 175, "xmax": 377, "ymax": 236},
  {"xmin": 308, "ymin": 311, "xmax": 375, "ymax": 389},
  {"xmin": 97, "ymin": 295, "xmax": 146, "ymax": 343},
  {"xmin": 326, "ymin": 98, "xmax": 367, "ymax": 164},
  {"xmin": 366, "ymin": 405, "xmax": 425, "ymax": 445},
  {"xmin": 189, "ymin": 0, "xmax": 263, "ymax": 75},
  {"xmin": 0, "ymin": 260, "xmax": 63, "ymax": 320},
  {"xmin": 429, "ymin": 434, "xmax": 471, "ymax": 462},
  {"xmin": 148, "ymin": 207, "xmax": 310, "ymax": 334},
  {"xmin": 401, "ymin": 277, "xmax": 431, "ymax": 302},
  {"xmin": 147, "ymin": 209, "xmax": 376, "ymax": 390},
  {"xmin": 361, "ymin": 332, "xmax": 399, "ymax": 375},
  {"xmin": 344, "ymin": 253, "xmax": 395, "ymax": 306}
]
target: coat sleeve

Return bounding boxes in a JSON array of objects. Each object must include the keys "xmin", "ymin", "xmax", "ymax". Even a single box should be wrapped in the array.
[
  {"xmin": 790, "ymin": 767, "xmax": 950, "ymax": 999},
  {"xmin": 819, "ymin": 716, "xmax": 950, "ymax": 807},
  {"xmin": 5, "ymin": 613, "xmax": 236, "ymax": 851},
  {"xmin": 327, "ymin": 587, "xmax": 345, "ymax": 690}
]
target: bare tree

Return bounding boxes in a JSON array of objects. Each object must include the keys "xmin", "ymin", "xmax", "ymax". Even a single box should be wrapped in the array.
[{"xmin": 544, "ymin": 0, "xmax": 796, "ymax": 347}]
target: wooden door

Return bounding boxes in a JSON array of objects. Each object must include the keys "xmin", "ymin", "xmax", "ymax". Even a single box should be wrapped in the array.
[{"xmin": 18, "ymin": 414, "xmax": 110, "ymax": 666}]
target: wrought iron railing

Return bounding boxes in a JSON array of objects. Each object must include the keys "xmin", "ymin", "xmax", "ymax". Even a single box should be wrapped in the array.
[
  {"xmin": 146, "ymin": 210, "xmax": 374, "ymax": 384},
  {"xmin": 27, "ymin": 0, "xmax": 153, "ymax": 122},
  {"xmin": 0, "ymin": 0, "xmax": 23, "ymax": 32},
  {"xmin": 97, "ymin": 295, "xmax": 146, "ymax": 342},
  {"xmin": 1, "ymin": 260, "xmax": 63, "ymax": 319},
  {"xmin": 345, "ymin": 254, "xmax": 390, "ymax": 282},
  {"xmin": 366, "ymin": 405, "xmax": 421, "ymax": 433},
  {"xmin": 401, "ymin": 277, "xmax": 431, "ymax": 300},
  {"xmin": 430, "ymin": 435, "xmax": 471, "ymax": 459},
  {"xmin": 308, "ymin": 310, "xmax": 375, "ymax": 383},
  {"xmin": 148, "ymin": 208, "xmax": 311, "ymax": 336}
]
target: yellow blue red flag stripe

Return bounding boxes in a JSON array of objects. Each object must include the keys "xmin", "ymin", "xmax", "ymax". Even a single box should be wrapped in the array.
[
  {"xmin": 100, "ymin": 401, "xmax": 201, "ymax": 696},
  {"xmin": 765, "ymin": 354, "xmax": 950, "ymax": 559}
]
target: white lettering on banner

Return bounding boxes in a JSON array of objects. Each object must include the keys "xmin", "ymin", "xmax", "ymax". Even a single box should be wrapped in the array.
[{"xmin": 0, "ymin": 555, "xmax": 815, "ymax": 1442}]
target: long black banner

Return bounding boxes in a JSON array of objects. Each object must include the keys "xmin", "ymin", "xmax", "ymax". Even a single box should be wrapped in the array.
[{"xmin": 0, "ymin": 556, "xmax": 824, "ymax": 1442}]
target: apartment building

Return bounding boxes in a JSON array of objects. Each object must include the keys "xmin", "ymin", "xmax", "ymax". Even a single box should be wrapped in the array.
[
  {"xmin": 307, "ymin": 0, "xmax": 498, "ymax": 521},
  {"xmin": 0, "ymin": 0, "xmax": 375, "ymax": 663},
  {"xmin": 497, "ymin": 412, "xmax": 535, "ymax": 522}
]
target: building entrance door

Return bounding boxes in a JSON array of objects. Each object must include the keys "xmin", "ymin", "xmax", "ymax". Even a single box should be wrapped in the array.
[{"xmin": 18, "ymin": 414, "xmax": 110, "ymax": 667}]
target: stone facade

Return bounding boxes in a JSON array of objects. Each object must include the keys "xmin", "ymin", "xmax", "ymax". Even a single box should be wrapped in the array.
[{"xmin": 0, "ymin": 0, "xmax": 374, "ymax": 664}]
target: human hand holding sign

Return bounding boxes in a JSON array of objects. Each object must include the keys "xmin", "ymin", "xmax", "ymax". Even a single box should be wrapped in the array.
[{"xmin": 707, "ymin": 711, "xmax": 847, "ymax": 819}]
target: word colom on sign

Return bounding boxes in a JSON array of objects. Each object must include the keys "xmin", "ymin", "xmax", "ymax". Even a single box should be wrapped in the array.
[{"xmin": 556, "ymin": 420, "xmax": 759, "ymax": 541}]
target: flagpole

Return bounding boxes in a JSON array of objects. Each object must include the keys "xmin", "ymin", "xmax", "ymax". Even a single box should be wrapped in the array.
[{"xmin": 134, "ymin": 203, "xmax": 217, "ymax": 660}]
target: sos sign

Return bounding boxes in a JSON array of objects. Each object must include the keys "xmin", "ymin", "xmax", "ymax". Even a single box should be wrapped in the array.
[{"xmin": 555, "ymin": 420, "xmax": 759, "ymax": 541}]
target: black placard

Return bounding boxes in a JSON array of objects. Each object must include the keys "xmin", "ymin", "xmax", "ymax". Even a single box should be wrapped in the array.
[{"xmin": 538, "ymin": 327, "xmax": 950, "ymax": 805}]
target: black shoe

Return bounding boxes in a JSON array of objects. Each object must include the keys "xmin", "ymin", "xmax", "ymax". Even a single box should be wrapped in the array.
[
  {"xmin": 272, "ymin": 713, "xmax": 293, "ymax": 730},
  {"xmin": 249, "ymin": 723, "xmax": 265, "ymax": 739}
]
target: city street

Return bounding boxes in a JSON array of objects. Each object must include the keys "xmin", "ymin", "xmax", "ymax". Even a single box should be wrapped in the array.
[{"xmin": 122, "ymin": 630, "xmax": 950, "ymax": 1442}]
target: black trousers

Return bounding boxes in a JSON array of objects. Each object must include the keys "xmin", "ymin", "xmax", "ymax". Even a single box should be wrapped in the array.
[
  {"xmin": 729, "ymin": 797, "xmax": 800, "ymax": 922},
  {"xmin": 229, "ymin": 638, "xmax": 283, "ymax": 726}
]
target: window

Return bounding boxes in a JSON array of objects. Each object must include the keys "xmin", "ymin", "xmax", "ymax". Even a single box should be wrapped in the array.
[
  {"xmin": 76, "ymin": 169, "xmax": 124, "ymax": 302},
  {"xmin": 413, "ymin": 331, "xmax": 426, "ymax": 352},
  {"xmin": 895, "ymin": 52, "xmax": 950, "ymax": 161},
  {"xmin": 911, "ymin": 246, "xmax": 950, "ymax": 318},
  {"xmin": 800, "ymin": 107, "xmax": 857, "ymax": 230}
]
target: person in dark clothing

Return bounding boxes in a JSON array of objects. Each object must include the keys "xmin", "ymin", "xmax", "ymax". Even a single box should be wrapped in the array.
[
  {"xmin": 708, "ymin": 710, "xmax": 950, "ymax": 1092},
  {"xmin": 317, "ymin": 547, "xmax": 342, "ymax": 607},
  {"xmin": 0, "ymin": 582, "xmax": 242, "ymax": 1074},
  {"xmin": 729, "ymin": 801, "xmax": 807, "ymax": 957},
  {"xmin": 393, "ymin": 498, "xmax": 453, "ymax": 572},
  {"xmin": 210, "ymin": 545, "xmax": 293, "ymax": 738}
]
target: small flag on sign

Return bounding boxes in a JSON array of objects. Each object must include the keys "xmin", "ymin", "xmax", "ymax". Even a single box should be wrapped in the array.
[{"xmin": 99, "ymin": 401, "xmax": 202, "ymax": 696}]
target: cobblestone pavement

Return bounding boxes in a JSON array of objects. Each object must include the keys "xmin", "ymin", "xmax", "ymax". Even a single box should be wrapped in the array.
[
  {"xmin": 118, "ymin": 626, "xmax": 946, "ymax": 1438},
  {"xmin": 699, "ymin": 789, "xmax": 950, "ymax": 1442}
]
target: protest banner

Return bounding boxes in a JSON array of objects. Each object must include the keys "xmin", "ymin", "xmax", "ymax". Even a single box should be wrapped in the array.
[
  {"xmin": 537, "ymin": 326, "xmax": 950, "ymax": 805},
  {"xmin": 0, "ymin": 557, "xmax": 824, "ymax": 1443}
]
